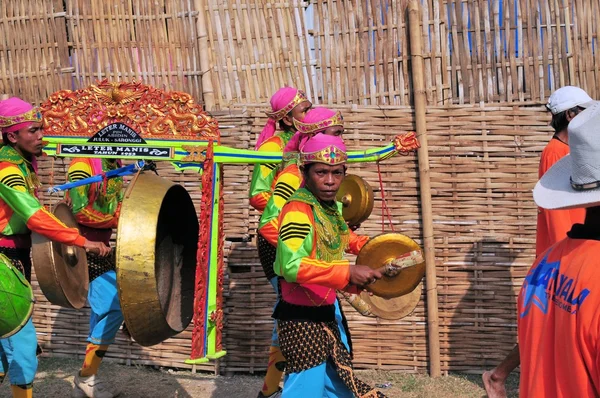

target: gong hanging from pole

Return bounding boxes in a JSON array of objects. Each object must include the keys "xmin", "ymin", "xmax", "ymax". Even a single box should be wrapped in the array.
[
  {"xmin": 31, "ymin": 202, "xmax": 89, "ymax": 309},
  {"xmin": 116, "ymin": 172, "xmax": 199, "ymax": 347},
  {"xmin": 359, "ymin": 284, "xmax": 422, "ymax": 320},
  {"xmin": 336, "ymin": 174, "xmax": 374, "ymax": 227}
]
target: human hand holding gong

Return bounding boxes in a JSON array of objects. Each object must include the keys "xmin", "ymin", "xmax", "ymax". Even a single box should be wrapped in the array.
[
  {"xmin": 349, "ymin": 264, "xmax": 383, "ymax": 289},
  {"xmin": 83, "ymin": 240, "xmax": 112, "ymax": 257}
]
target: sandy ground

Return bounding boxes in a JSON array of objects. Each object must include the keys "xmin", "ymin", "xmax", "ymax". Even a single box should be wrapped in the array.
[{"xmin": 0, "ymin": 357, "xmax": 519, "ymax": 398}]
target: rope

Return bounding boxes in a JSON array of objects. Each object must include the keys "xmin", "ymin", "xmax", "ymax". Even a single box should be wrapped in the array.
[{"xmin": 376, "ymin": 161, "xmax": 395, "ymax": 233}]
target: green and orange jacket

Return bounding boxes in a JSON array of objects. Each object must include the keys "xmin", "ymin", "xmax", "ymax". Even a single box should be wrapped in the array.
[
  {"xmin": 66, "ymin": 158, "xmax": 123, "ymax": 229},
  {"xmin": 0, "ymin": 145, "xmax": 85, "ymax": 247},
  {"xmin": 249, "ymin": 130, "xmax": 294, "ymax": 212},
  {"xmin": 274, "ymin": 188, "xmax": 369, "ymax": 309}
]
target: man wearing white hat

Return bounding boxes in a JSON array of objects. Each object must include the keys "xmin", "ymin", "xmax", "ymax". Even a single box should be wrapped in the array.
[
  {"xmin": 536, "ymin": 86, "xmax": 595, "ymax": 256},
  {"xmin": 518, "ymin": 101, "xmax": 600, "ymax": 397},
  {"xmin": 483, "ymin": 86, "xmax": 596, "ymax": 398}
]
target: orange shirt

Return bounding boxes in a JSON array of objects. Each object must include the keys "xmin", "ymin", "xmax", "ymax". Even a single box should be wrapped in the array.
[
  {"xmin": 518, "ymin": 225, "xmax": 600, "ymax": 398},
  {"xmin": 536, "ymin": 138, "xmax": 586, "ymax": 256}
]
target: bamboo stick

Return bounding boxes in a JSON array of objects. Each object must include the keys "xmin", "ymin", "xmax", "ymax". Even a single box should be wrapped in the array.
[
  {"xmin": 195, "ymin": 0, "xmax": 215, "ymax": 110},
  {"xmin": 420, "ymin": 0, "xmax": 432, "ymax": 104},
  {"xmin": 407, "ymin": 0, "xmax": 441, "ymax": 378}
]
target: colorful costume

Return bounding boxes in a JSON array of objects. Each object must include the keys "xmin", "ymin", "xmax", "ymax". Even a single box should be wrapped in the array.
[
  {"xmin": 256, "ymin": 108, "xmax": 348, "ymax": 398},
  {"xmin": 273, "ymin": 134, "xmax": 385, "ymax": 398},
  {"xmin": 250, "ymin": 87, "xmax": 310, "ymax": 398},
  {"xmin": 0, "ymin": 98, "xmax": 88, "ymax": 398},
  {"xmin": 249, "ymin": 88, "xmax": 309, "ymax": 212},
  {"xmin": 67, "ymin": 158, "xmax": 124, "ymax": 398}
]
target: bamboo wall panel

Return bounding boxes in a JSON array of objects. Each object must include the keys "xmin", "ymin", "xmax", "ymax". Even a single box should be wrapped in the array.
[
  {"xmin": 0, "ymin": 0, "xmax": 205, "ymax": 104},
  {"xmin": 200, "ymin": 0, "xmax": 317, "ymax": 109},
  {"xmin": 0, "ymin": 0, "xmax": 71, "ymax": 103},
  {"xmin": 3, "ymin": 1, "xmax": 600, "ymax": 108},
  {"xmin": 65, "ymin": 0, "xmax": 203, "ymax": 97},
  {"xmin": 308, "ymin": 0, "xmax": 600, "ymax": 105}
]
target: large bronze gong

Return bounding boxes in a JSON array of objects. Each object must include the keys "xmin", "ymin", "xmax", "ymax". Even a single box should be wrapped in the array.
[
  {"xmin": 31, "ymin": 202, "xmax": 88, "ymax": 308},
  {"xmin": 336, "ymin": 174, "xmax": 374, "ymax": 227},
  {"xmin": 356, "ymin": 233, "xmax": 425, "ymax": 299},
  {"xmin": 359, "ymin": 284, "xmax": 422, "ymax": 320},
  {"xmin": 116, "ymin": 173, "xmax": 199, "ymax": 347}
]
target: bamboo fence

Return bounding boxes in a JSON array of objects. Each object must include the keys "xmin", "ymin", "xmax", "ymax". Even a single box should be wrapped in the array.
[
  {"xmin": 2, "ymin": 0, "xmax": 600, "ymax": 108},
  {"xmin": 0, "ymin": 0, "xmax": 594, "ymax": 374}
]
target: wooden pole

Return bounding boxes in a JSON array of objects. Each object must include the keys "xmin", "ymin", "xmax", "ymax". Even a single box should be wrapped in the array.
[
  {"xmin": 195, "ymin": 0, "xmax": 216, "ymax": 110},
  {"xmin": 407, "ymin": 0, "xmax": 441, "ymax": 377}
]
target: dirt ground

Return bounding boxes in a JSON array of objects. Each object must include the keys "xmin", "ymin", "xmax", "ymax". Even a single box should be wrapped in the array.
[{"xmin": 0, "ymin": 357, "xmax": 519, "ymax": 398}]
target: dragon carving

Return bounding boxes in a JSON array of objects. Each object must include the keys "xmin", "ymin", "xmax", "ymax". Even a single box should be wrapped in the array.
[{"xmin": 41, "ymin": 80, "xmax": 220, "ymax": 142}]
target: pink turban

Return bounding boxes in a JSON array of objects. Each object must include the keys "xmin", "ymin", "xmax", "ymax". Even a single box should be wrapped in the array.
[
  {"xmin": 284, "ymin": 107, "xmax": 344, "ymax": 153},
  {"xmin": 255, "ymin": 87, "xmax": 308, "ymax": 149},
  {"xmin": 0, "ymin": 97, "xmax": 42, "ymax": 133},
  {"xmin": 299, "ymin": 133, "xmax": 347, "ymax": 166}
]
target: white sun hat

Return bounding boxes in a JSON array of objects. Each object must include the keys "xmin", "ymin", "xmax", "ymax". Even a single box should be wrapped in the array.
[
  {"xmin": 534, "ymin": 102, "xmax": 600, "ymax": 210},
  {"xmin": 546, "ymin": 86, "xmax": 596, "ymax": 115}
]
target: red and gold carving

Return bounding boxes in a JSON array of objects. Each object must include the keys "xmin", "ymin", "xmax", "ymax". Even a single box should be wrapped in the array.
[
  {"xmin": 181, "ymin": 145, "xmax": 207, "ymax": 163},
  {"xmin": 191, "ymin": 141, "xmax": 214, "ymax": 359},
  {"xmin": 41, "ymin": 80, "xmax": 220, "ymax": 141},
  {"xmin": 215, "ymin": 167, "xmax": 225, "ymax": 352}
]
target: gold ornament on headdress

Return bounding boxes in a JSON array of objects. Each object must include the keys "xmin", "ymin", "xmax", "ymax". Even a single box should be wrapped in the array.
[
  {"xmin": 41, "ymin": 80, "xmax": 220, "ymax": 142},
  {"xmin": 300, "ymin": 144, "xmax": 348, "ymax": 166},
  {"xmin": 293, "ymin": 110, "xmax": 344, "ymax": 135},
  {"xmin": 0, "ymin": 108, "xmax": 42, "ymax": 128},
  {"xmin": 265, "ymin": 90, "xmax": 309, "ymax": 121}
]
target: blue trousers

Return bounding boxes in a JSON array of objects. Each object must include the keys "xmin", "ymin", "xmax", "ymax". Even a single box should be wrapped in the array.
[
  {"xmin": 0, "ymin": 318, "xmax": 38, "ymax": 385},
  {"xmin": 280, "ymin": 298, "xmax": 354, "ymax": 398},
  {"xmin": 282, "ymin": 359, "xmax": 354, "ymax": 398},
  {"xmin": 268, "ymin": 277, "xmax": 280, "ymax": 347},
  {"xmin": 88, "ymin": 271, "xmax": 123, "ymax": 345}
]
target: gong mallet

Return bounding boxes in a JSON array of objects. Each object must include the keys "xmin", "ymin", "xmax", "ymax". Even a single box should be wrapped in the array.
[{"xmin": 377, "ymin": 250, "xmax": 424, "ymax": 277}]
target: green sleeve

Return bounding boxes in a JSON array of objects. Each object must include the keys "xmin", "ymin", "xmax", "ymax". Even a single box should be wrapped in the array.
[
  {"xmin": 274, "ymin": 201, "xmax": 315, "ymax": 282},
  {"xmin": 347, "ymin": 142, "xmax": 396, "ymax": 163}
]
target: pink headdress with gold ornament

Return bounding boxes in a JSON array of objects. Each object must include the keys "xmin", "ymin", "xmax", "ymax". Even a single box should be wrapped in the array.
[
  {"xmin": 284, "ymin": 107, "xmax": 344, "ymax": 153},
  {"xmin": 299, "ymin": 133, "xmax": 347, "ymax": 166},
  {"xmin": 255, "ymin": 87, "xmax": 308, "ymax": 149},
  {"xmin": 0, "ymin": 97, "xmax": 42, "ymax": 133}
]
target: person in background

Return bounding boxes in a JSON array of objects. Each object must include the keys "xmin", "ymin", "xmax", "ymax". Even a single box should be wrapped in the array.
[
  {"xmin": 250, "ymin": 87, "xmax": 311, "ymax": 398},
  {"xmin": 483, "ymin": 86, "xmax": 595, "ymax": 397},
  {"xmin": 0, "ymin": 97, "xmax": 110, "ymax": 398},
  {"xmin": 519, "ymin": 101, "xmax": 600, "ymax": 397}
]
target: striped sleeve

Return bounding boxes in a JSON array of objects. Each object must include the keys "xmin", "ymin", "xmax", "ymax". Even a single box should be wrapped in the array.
[
  {"xmin": 68, "ymin": 160, "xmax": 93, "ymax": 181},
  {"xmin": 249, "ymin": 138, "xmax": 283, "ymax": 212},
  {"xmin": 258, "ymin": 163, "xmax": 302, "ymax": 246},
  {"xmin": 0, "ymin": 164, "xmax": 85, "ymax": 247},
  {"xmin": 274, "ymin": 201, "xmax": 350, "ymax": 289},
  {"xmin": 0, "ymin": 165, "xmax": 27, "ymax": 192},
  {"xmin": 67, "ymin": 159, "xmax": 93, "ymax": 214}
]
